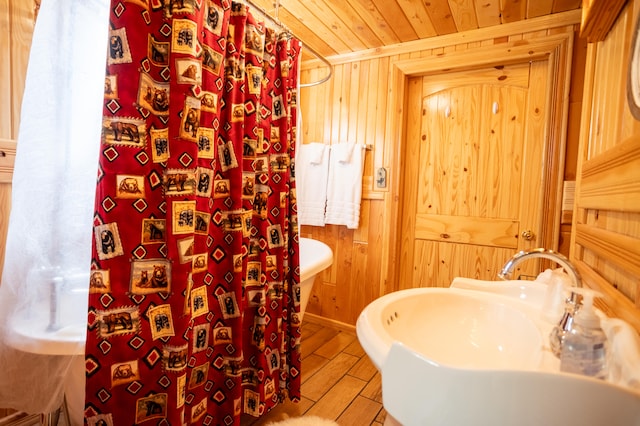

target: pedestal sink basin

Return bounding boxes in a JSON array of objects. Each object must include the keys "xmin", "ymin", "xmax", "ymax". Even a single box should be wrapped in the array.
[
  {"xmin": 356, "ymin": 287, "xmax": 544, "ymax": 371},
  {"xmin": 356, "ymin": 280, "xmax": 640, "ymax": 425},
  {"xmin": 383, "ymin": 341, "xmax": 640, "ymax": 426}
]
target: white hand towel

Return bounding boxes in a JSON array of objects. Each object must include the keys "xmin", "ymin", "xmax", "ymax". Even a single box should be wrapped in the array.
[
  {"xmin": 600, "ymin": 316, "xmax": 640, "ymax": 391},
  {"xmin": 324, "ymin": 142, "xmax": 364, "ymax": 229},
  {"xmin": 337, "ymin": 140, "xmax": 356, "ymax": 163},
  {"xmin": 307, "ymin": 143, "xmax": 326, "ymax": 165},
  {"xmin": 297, "ymin": 142, "xmax": 330, "ymax": 226}
]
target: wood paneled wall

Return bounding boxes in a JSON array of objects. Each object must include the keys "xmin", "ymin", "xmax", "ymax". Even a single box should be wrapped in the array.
[
  {"xmin": 571, "ymin": 0, "xmax": 640, "ymax": 333},
  {"xmin": 0, "ymin": 0, "xmax": 35, "ymax": 419},
  {"xmin": 299, "ymin": 10, "xmax": 585, "ymax": 326},
  {"xmin": 0, "ymin": 0, "xmax": 36, "ymax": 287}
]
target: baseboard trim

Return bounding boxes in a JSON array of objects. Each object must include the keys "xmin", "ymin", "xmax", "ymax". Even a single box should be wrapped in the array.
[{"xmin": 303, "ymin": 313, "xmax": 356, "ymax": 334}]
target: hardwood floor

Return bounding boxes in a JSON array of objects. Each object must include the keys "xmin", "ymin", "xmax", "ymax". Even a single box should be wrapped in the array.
[{"xmin": 242, "ymin": 314, "xmax": 387, "ymax": 425}]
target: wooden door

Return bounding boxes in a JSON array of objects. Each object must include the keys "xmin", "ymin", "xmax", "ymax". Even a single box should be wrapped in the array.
[{"xmin": 399, "ymin": 61, "xmax": 549, "ymax": 289}]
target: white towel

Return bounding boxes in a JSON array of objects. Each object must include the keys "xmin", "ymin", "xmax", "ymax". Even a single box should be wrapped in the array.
[
  {"xmin": 600, "ymin": 316, "xmax": 640, "ymax": 391},
  {"xmin": 324, "ymin": 141, "xmax": 364, "ymax": 229},
  {"xmin": 297, "ymin": 142, "xmax": 329, "ymax": 226},
  {"xmin": 336, "ymin": 140, "xmax": 356, "ymax": 162},
  {"xmin": 306, "ymin": 143, "xmax": 326, "ymax": 165}
]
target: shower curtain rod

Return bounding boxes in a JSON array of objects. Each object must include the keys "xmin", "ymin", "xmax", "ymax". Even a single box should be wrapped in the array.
[{"xmin": 240, "ymin": 0, "xmax": 333, "ymax": 88}]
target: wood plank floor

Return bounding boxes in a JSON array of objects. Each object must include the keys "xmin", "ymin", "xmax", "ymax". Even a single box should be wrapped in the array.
[{"xmin": 241, "ymin": 315, "xmax": 387, "ymax": 425}]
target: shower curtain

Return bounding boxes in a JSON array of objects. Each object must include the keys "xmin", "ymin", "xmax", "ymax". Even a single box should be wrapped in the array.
[
  {"xmin": 85, "ymin": 1, "xmax": 302, "ymax": 425},
  {"xmin": 0, "ymin": 0, "xmax": 109, "ymax": 419}
]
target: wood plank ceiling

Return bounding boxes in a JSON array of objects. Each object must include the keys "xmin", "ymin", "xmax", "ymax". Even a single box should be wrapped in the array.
[{"xmin": 248, "ymin": 0, "xmax": 582, "ymax": 58}]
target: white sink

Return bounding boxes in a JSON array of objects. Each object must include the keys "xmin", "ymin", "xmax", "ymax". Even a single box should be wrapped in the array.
[
  {"xmin": 383, "ymin": 341, "xmax": 640, "ymax": 426},
  {"xmin": 357, "ymin": 287, "xmax": 544, "ymax": 371},
  {"xmin": 356, "ymin": 281, "xmax": 640, "ymax": 425},
  {"xmin": 450, "ymin": 276, "xmax": 548, "ymax": 308}
]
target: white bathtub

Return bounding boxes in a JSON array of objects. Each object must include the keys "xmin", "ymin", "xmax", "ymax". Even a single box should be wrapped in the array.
[
  {"xmin": 297, "ymin": 237, "xmax": 333, "ymax": 321},
  {"xmin": 10, "ymin": 238, "xmax": 333, "ymax": 356}
]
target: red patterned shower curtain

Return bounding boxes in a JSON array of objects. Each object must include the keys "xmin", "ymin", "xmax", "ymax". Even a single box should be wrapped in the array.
[{"xmin": 84, "ymin": 1, "xmax": 301, "ymax": 424}]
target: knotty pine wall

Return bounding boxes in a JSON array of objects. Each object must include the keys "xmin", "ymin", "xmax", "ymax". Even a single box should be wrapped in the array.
[
  {"xmin": 571, "ymin": 0, "xmax": 640, "ymax": 333},
  {"xmin": 0, "ymin": 0, "xmax": 37, "ymax": 419},
  {"xmin": 0, "ymin": 1, "xmax": 36, "ymax": 288},
  {"xmin": 299, "ymin": 10, "xmax": 586, "ymax": 326}
]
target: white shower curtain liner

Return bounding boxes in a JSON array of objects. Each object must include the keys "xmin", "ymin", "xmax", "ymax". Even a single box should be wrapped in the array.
[{"xmin": 0, "ymin": 0, "xmax": 108, "ymax": 419}]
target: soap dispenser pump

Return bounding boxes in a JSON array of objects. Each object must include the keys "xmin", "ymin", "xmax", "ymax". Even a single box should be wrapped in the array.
[{"xmin": 559, "ymin": 288, "xmax": 608, "ymax": 379}]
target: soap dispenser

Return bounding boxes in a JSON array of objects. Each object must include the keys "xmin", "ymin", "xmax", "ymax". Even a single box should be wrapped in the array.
[{"xmin": 559, "ymin": 289, "xmax": 608, "ymax": 379}]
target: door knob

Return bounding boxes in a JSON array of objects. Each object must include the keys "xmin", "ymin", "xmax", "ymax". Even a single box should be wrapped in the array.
[{"xmin": 521, "ymin": 230, "xmax": 534, "ymax": 241}]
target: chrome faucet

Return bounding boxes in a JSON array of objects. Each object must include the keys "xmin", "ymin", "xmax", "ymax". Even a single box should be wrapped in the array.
[
  {"xmin": 498, "ymin": 248, "xmax": 582, "ymax": 287},
  {"xmin": 498, "ymin": 248, "xmax": 583, "ymax": 357}
]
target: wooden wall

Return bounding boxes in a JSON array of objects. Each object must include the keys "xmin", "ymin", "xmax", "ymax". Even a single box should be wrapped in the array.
[
  {"xmin": 571, "ymin": 0, "xmax": 640, "ymax": 333},
  {"xmin": 0, "ymin": 0, "xmax": 36, "ymax": 286},
  {"xmin": 0, "ymin": 0, "xmax": 36, "ymax": 419},
  {"xmin": 299, "ymin": 10, "xmax": 585, "ymax": 326}
]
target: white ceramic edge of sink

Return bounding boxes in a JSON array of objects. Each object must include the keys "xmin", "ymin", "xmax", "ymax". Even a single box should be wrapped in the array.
[{"xmin": 356, "ymin": 285, "xmax": 555, "ymax": 373}]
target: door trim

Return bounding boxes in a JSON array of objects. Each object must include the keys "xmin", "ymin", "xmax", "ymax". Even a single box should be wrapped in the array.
[{"xmin": 380, "ymin": 33, "xmax": 575, "ymax": 294}]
